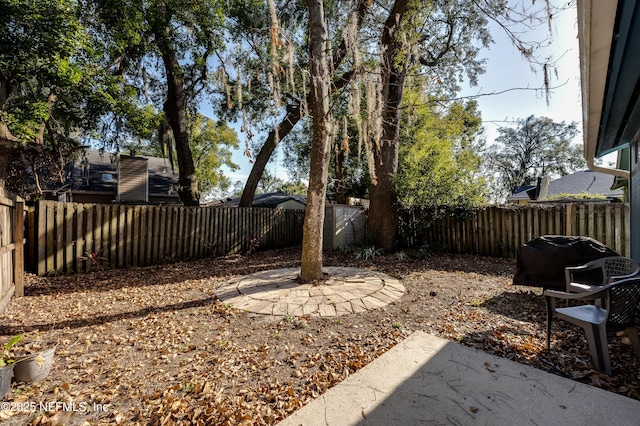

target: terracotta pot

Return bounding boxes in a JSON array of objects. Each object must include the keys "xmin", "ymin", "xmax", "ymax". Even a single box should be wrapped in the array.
[{"xmin": 13, "ymin": 348, "xmax": 55, "ymax": 382}]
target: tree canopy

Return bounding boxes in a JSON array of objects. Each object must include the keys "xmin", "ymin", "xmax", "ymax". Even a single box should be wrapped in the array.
[
  {"xmin": 87, "ymin": 0, "xmax": 230, "ymax": 205},
  {"xmin": 0, "ymin": 0, "xmax": 116, "ymax": 192},
  {"xmin": 2, "ymin": 0, "xmax": 570, "ymax": 268},
  {"xmin": 189, "ymin": 116, "xmax": 239, "ymax": 200},
  {"xmin": 396, "ymin": 90, "xmax": 487, "ymax": 210},
  {"xmin": 484, "ymin": 115, "xmax": 583, "ymax": 201},
  {"xmin": 0, "ymin": 0, "xmax": 244, "ymax": 204}
]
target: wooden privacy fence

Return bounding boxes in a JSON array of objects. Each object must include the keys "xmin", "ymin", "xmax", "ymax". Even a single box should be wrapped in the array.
[
  {"xmin": 0, "ymin": 188, "xmax": 24, "ymax": 312},
  {"xmin": 27, "ymin": 201, "xmax": 305, "ymax": 276},
  {"xmin": 399, "ymin": 203, "xmax": 631, "ymax": 258}
]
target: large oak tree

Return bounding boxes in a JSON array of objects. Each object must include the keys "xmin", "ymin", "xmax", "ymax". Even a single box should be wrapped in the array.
[
  {"xmin": 89, "ymin": 0, "xmax": 228, "ymax": 206},
  {"xmin": 234, "ymin": 0, "xmax": 370, "ymax": 207},
  {"xmin": 236, "ymin": 0, "xmax": 548, "ymax": 251},
  {"xmin": 300, "ymin": 0, "xmax": 334, "ymax": 282}
]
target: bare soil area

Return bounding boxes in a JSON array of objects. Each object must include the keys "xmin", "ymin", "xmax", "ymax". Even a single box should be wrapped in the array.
[{"xmin": 1, "ymin": 247, "xmax": 639, "ymax": 425}]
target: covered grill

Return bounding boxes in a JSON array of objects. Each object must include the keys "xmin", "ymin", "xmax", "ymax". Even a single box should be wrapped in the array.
[{"xmin": 513, "ymin": 235, "xmax": 619, "ymax": 290}]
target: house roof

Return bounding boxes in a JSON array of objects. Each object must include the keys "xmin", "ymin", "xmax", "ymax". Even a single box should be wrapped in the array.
[
  {"xmin": 508, "ymin": 185, "xmax": 537, "ymax": 201},
  {"xmin": 579, "ymin": 0, "xmax": 640, "ymax": 158},
  {"xmin": 547, "ymin": 170, "xmax": 623, "ymax": 198},
  {"xmin": 508, "ymin": 170, "xmax": 624, "ymax": 201},
  {"xmin": 69, "ymin": 150, "xmax": 178, "ymax": 196},
  {"xmin": 223, "ymin": 192, "xmax": 307, "ymax": 208}
]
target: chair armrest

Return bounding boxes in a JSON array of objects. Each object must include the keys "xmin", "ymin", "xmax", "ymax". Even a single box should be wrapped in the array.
[
  {"xmin": 565, "ymin": 264, "xmax": 590, "ymax": 287},
  {"xmin": 609, "ymin": 272, "xmax": 640, "ymax": 283},
  {"xmin": 565, "ymin": 264, "xmax": 591, "ymax": 274},
  {"xmin": 544, "ymin": 286, "xmax": 608, "ymax": 302},
  {"xmin": 566, "ymin": 282, "xmax": 598, "ymax": 293},
  {"xmin": 564, "ymin": 261, "xmax": 606, "ymax": 291}
]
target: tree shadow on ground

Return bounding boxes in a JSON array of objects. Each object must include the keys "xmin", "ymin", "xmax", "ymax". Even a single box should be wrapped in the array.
[
  {"xmin": 24, "ymin": 248, "xmax": 518, "ymax": 299},
  {"xmin": 480, "ymin": 288, "xmax": 545, "ymax": 322},
  {"xmin": 323, "ymin": 250, "xmax": 517, "ymax": 279},
  {"xmin": 24, "ymin": 247, "xmax": 302, "ymax": 297},
  {"xmin": 2, "ymin": 297, "xmax": 221, "ymax": 335}
]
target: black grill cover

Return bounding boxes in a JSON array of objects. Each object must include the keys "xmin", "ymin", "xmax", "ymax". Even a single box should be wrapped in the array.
[{"xmin": 513, "ymin": 235, "xmax": 619, "ymax": 290}]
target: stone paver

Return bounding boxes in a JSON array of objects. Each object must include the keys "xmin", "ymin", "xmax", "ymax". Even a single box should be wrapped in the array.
[
  {"xmin": 215, "ymin": 267, "xmax": 405, "ymax": 317},
  {"xmin": 349, "ymin": 299, "xmax": 368, "ymax": 313},
  {"xmin": 302, "ymin": 303, "xmax": 319, "ymax": 315}
]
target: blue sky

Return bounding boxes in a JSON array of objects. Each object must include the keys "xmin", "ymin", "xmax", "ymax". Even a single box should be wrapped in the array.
[
  {"xmin": 221, "ymin": 1, "xmax": 589, "ymax": 189},
  {"xmin": 462, "ymin": 1, "xmax": 583, "ymax": 146}
]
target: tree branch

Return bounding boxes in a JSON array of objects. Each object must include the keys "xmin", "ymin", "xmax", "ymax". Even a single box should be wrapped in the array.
[
  {"xmin": 418, "ymin": 19, "xmax": 455, "ymax": 67},
  {"xmin": 239, "ymin": 0, "xmax": 370, "ymax": 207}
]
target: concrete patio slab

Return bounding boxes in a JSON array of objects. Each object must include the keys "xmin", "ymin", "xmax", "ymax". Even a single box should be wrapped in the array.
[{"xmin": 278, "ymin": 331, "xmax": 640, "ymax": 426}]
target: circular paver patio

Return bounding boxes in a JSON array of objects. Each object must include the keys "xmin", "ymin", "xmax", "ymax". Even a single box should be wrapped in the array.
[{"xmin": 215, "ymin": 267, "xmax": 405, "ymax": 317}]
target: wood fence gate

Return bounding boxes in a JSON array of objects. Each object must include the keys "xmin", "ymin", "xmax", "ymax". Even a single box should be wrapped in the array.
[{"xmin": 0, "ymin": 188, "xmax": 24, "ymax": 312}]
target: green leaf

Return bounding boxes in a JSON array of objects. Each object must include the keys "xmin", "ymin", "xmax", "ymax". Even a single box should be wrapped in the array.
[{"xmin": 4, "ymin": 334, "xmax": 24, "ymax": 352}]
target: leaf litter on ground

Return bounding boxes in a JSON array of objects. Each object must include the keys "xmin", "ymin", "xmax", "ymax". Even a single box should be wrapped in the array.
[{"xmin": 0, "ymin": 247, "xmax": 638, "ymax": 425}]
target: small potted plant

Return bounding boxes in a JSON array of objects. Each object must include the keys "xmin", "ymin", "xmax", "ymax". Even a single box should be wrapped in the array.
[{"xmin": 0, "ymin": 335, "xmax": 24, "ymax": 399}]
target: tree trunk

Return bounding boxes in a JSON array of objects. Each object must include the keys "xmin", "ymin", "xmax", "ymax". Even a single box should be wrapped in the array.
[
  {"xmin": 155, "ymin": 20, "xmax": 199, "ymax": 206},
  {"xmin": 239, "ymin": 108, "xmax": 301, "ymax": 207},
  {"xmin": 239, "ymin": 0, "xmax": 369, "ymax": 208},
  {"xmin": 300, "ymin": 0, "xmax": 332, "ymax": 283},
  {"xmin": 335, "ymin": 149, "xmax": 347, "ymax": 205},
  {"xmin": 0, "ymin": 143, "xmax": 11, "ymax": 190},
  {"xmin": 0, "ymin": 115, "xmax": 19, "ymax": 190},
  {"xmin": 367, "ymin": 0, "xmax": 410, "ymax": 250}
]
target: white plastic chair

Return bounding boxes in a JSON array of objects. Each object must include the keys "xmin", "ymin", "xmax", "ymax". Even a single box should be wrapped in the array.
[{"xmin": 545, "ymin": 276, "xmax": 640, "ymax": 375}]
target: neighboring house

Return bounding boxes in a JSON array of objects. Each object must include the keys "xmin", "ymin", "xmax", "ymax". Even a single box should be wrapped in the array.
[
  {"xmin": 507, "ymin": 170, "xmax": 625, "ymax": 204},
  {"xmin": 61, "ymin": 150, "xmax": 180, "ymax": 204},
  {"xmin": 221, "ymin": 192, "xmax": 307, "ymax": 210},
  {"xmin": 578, "ymin": 0, "xmax": 640, "ymax": 261},
  {"xmin": 507, "ymin": 185, "xmax": 537, "ymax": 204},
  {"xmin": 220, "ymin": 192, "xmax": 366, "ymax": 250}
]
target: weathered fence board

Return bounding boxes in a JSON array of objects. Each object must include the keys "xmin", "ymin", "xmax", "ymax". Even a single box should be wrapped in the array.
[
  {"xmin": 27, "ymin": 201, "xmax": 306, "ymax": 275},
  {"xmin": 399, "ymin": 203, "xmax": 630, "ymax": 258},
  {"xmin": 0, "ymin": 188, "xmax": 24, "ymax": 313}
]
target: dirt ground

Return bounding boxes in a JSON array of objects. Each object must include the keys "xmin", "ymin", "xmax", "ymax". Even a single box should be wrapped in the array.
[{"xmin": 1, "ymin": 247, "xmax": 639, "ymax": 425}]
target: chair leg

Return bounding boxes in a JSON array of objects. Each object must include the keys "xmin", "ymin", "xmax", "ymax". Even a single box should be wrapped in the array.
[
  {"xmin": 545, "ymin": 295, "xmax": 554, "ymax": 350},
  {"xmin": 583, "ymin": 324, "xmax": 611, "ymax": 375}
]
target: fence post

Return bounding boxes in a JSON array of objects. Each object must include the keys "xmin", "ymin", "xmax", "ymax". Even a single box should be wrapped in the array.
[{"xmin": 14, "ymin": 200, "xmax": 24, "ymax": 297}]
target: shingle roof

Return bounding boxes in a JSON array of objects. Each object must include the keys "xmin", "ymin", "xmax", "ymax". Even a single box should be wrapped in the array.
[
  {"xmin": 546, "ymin": 170, "xmax": 623, "ymax": 198},
  {"xmin": 223, "ymin": 192, "xmax": 307, "ymax": 208},
  {"xmin": 508, "ymin": 185, "xmax": 536, "ymax": 201},
  {"xmin": 69, "ymin": 150, "xmax": 117, "ymax": 192},
  {"xmin": 508, "ymin": 170, "xmax": 624, "ymax": 201},
  {"xmin": 146, "ymin": 155, "xmax": 178, "ymax": 196}
]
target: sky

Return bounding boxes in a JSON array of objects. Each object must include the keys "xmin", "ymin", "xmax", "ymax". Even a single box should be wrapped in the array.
[
  {"xmin": 221, "ymin": 0, "xmax": 590, "ymax": 191},
  {"xmin": 461, "ymin": 1, "xmax": 583, "ymax": 147}
]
